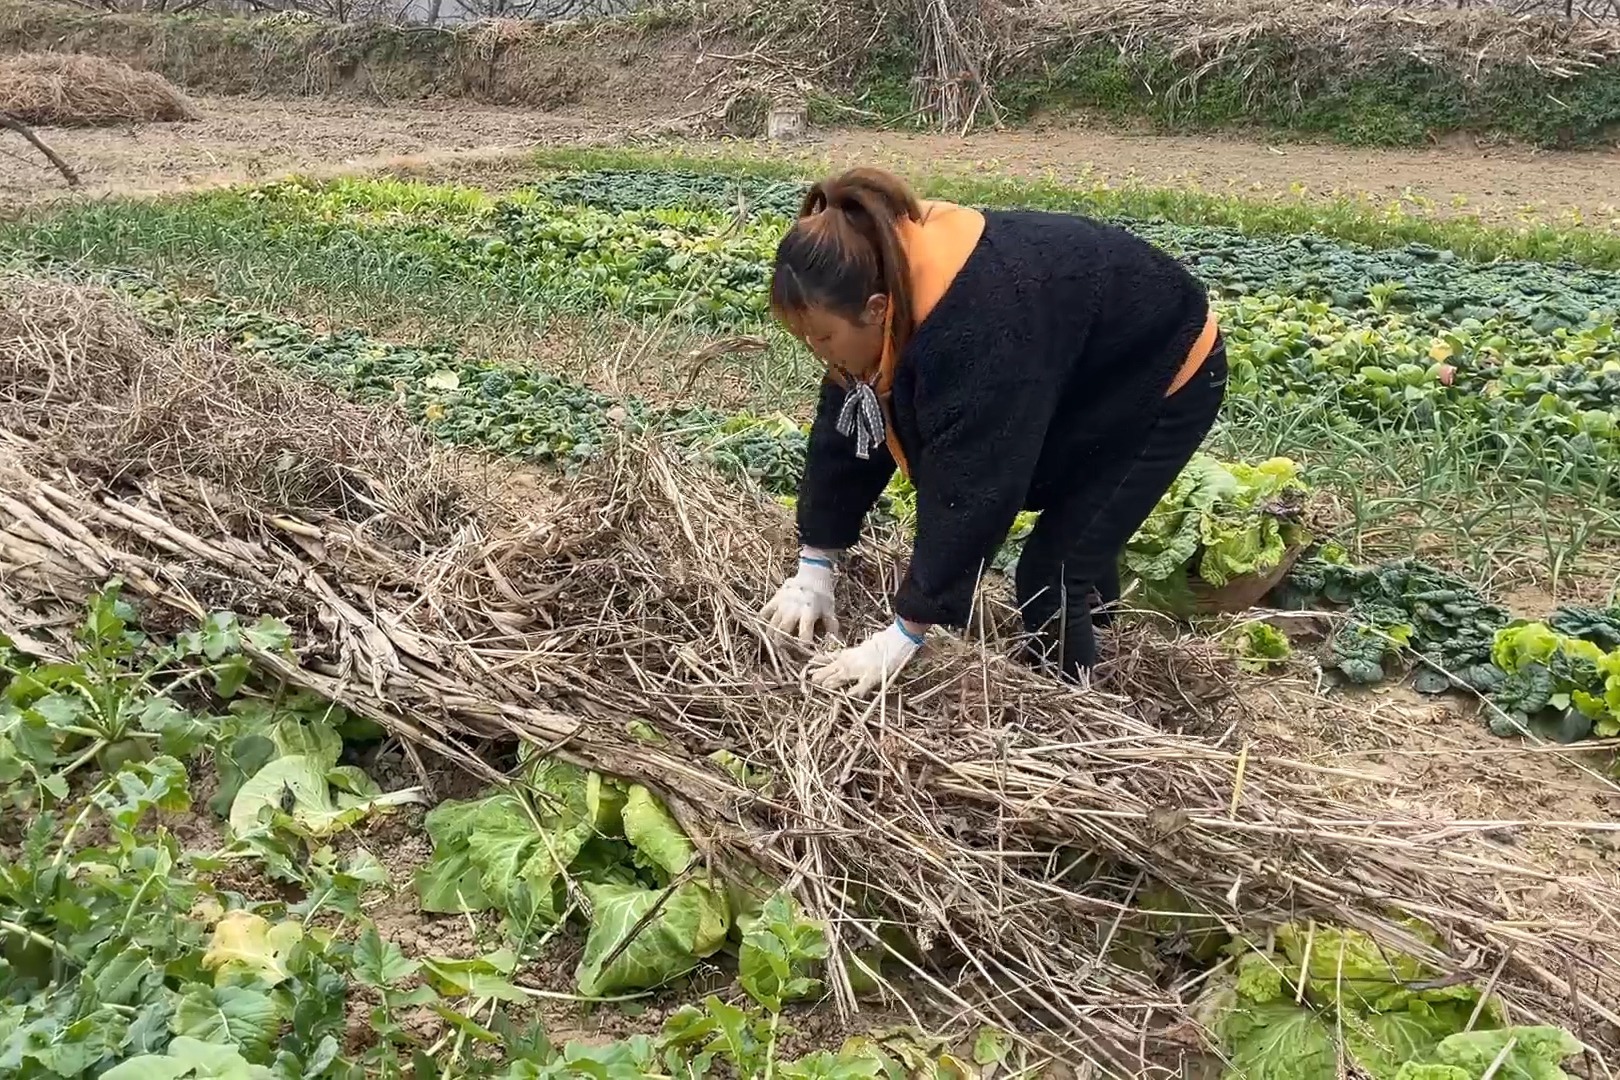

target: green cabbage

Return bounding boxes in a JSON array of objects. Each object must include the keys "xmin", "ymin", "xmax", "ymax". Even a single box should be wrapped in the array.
[{"xmin": 1125, "ymin": 454, "xmax": 1309, "ymax": 613}]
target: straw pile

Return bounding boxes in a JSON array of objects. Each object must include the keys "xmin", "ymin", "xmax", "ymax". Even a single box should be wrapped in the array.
[
  {"xmin": 3, "ymin": 276, "xmax": 1619, "ymax": 1070},
  {"xmin": 0, "ymin": 53, "xmax": 197, "ymax": 126}
]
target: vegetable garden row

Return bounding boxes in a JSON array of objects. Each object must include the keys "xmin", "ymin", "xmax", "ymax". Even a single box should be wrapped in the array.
[
  {"xmin": 18, "ymin": 171, "xmax": 1620, "ymax": 492},
  {"xmin": 3, "ymin": 158, "xmax": 1618, "ymax": 1078}
]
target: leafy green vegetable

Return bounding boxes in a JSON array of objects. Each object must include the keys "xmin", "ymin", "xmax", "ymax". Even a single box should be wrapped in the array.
[
  {"xmin": 200, "ymin": 912, "xmax": 303, "ymax": 988},
  {"xmin": 1289, "ymin": 566, "xmax": 1620, "ymax": 744},
  {"xmin": 0, "ymin": 587, "xmax": 287, "ymax": 812},
  {"xmin": 350, "ymin": 926, "xmax": 419, "ymax": 989},
  {"xmin": 661, "ymin": 995, "xmax": 773, "ymax": 1077},
  {"xmin": 228, "ymin": 752, "xmax": 422, "ymax": 837},
  {"xmin": 621, "ymin": 783, "xmax": 694, "ymax": 879},
  {"xmin": 1234, "ymin": 622, "xmax": 1292, "ymax": 672},
  {"xmin": 171, "ymin": 984, "xmax": 281, "ymax": 1061},
  {"xmin": 1282, "ymin": 558, "xmax": 1509, "ymax": 690},
  {"xmin": 1545, "ymin": 606, "xmax": 1620, "ymax": 649},
  {"xmin": 415, "ymin": 762, "xmax": 734, "ymax": 997},
  {"xmin": 739, "ymin": 893, "xmax": 828, "ymax": 1011},
  {"xmin": 1275, "ymin": 924, "xmax": 1481, "ymax": 1013},
  {"xmin": 1394, "ymin": 1067, "xmax": 1474, "ymax": 1080},
  {"xmin": 1343, "ymin": 1004, "xmax": 1472, "ymax": 1080},
  {"xmin": 416, "ymin": 761, "xmax": 624, "ymax": 921},
  {"xmin": 1218, "ymin": 1000, "xmax": 1339, "ymax": 1080},
  {"xmin": 1201, "ymin": 923, "xmax": 1564, "ymax": 1080},
  {"xmin": 1427, "ymin": 1027, "xmax": 1584, "ymax": 1080},
  {"xmin": 971, "ymin": 1028, "xmax": 1011, "ymax": 1068},
  {"xmin": 1125, "ymin": 454, "xmax": 1309, "ymax": 614},
  {"xmin": 0, "ymin": 590, "xmax": 891, "ymax": 1077},
  {"xmin": 1486, "ymin": 620, "xmax": 1620, "ymax": 739},
  {"xmin": 420, "ymin": 949, "xmax": 529, "ymax": 1003},
  {"xmin": 574, "ymin": 880, "xmax": 730, "ymax": 996},
  {"xmin": 1234, "ymin": 951, "xmax": 1288, "ymax": 1004},
  {"xmin": 102, "ymin": 1036, "xmax": 276, "ymax": 1080},
  {"xmin": 0, "ymin": 597, "xmax": 421, "ymax": 1078}
]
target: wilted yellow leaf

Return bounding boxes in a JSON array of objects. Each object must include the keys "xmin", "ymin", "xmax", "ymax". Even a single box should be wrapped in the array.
[
  {"xmin": 424, "ymin": 402, "xmax": 447, "ymax": 422},
  {"xmin": 189, "ymin": 895, "xmax": 225, "ymax": 927},
  {"xmin": 202, "ymin": 910, "xmax": 303, "ymax": 987},
  {"xmin": 1428, "ymin": 339, "xmax": 1454, "ymax": 362}
]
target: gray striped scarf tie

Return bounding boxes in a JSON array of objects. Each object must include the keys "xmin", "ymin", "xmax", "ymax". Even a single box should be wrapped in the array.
[{"xmin": 836, "ymin": 381, "xmax": 886, "ymax": 461}]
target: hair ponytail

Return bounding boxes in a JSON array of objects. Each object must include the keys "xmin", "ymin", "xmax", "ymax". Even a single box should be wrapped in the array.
[{"xmin": 772, "ymin": 167, "xmax": 923, "ymax": 358}]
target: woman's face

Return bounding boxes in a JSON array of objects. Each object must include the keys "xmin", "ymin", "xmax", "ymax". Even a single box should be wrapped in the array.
[{"xmin": 784, "ymin": 295, "xmax": 888, "ymax": 379}]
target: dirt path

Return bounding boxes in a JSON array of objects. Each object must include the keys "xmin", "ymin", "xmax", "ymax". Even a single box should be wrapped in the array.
[
  {"xmin": 799, "ymin": 126, "xmax": 1620, "ymax": 229},
  {"xmin": 5, "ymin": 95, "xmax": 1620, "ymax": 230},
  {"xmin": 0, "ymin": 96, "xmax": 618, "ymax": 207}
]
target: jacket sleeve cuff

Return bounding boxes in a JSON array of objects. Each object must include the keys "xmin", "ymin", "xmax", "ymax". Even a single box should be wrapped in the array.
[
  {"xmin": 797, "ymin": 518, "xmax": 864, "ymax": 552},
  {"xmin": 892, "ymin": 575, "xmax": 970, "ymax": 630}
]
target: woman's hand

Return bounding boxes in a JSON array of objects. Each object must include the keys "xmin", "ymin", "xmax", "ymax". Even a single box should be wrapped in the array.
[
  {"xmin": 809, "ymin": 619, "xmax": 926, "ymax": 694},
  {"xmin": 760, "ymin": 550, "xmax": 840, "ymax": 642}
]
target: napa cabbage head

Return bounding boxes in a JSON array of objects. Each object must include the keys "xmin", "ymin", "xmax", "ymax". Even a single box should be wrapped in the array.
[{"xmin": 1124, "ymin": 454, "xmax": 1309, "ymax": 610}]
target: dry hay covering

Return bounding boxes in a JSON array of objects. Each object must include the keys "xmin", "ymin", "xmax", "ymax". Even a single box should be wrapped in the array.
[
  {"xmin": 0, "ymin": 52, "xmax": 196, "ymax": 126},
  {"xmin": 0, "ymin": 275, "xmax": 452, "ymax": 532},
  {"xmin": 3, "ymin": 275, "xmax": 1620, "ymax": 1070}
]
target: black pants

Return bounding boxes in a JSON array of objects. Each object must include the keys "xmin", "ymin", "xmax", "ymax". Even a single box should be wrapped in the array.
[{"xmin": 1016, "ymin": 346, "xmax": 1228, "ymax": 679}]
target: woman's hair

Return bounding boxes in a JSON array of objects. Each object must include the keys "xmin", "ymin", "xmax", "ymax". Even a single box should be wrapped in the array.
[{"xmin": 770, "ymin": 167, "xmax": 923, "ymax": 355}]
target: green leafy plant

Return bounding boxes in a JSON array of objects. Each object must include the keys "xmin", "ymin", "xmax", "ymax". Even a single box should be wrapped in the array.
[
  {"xmin": 1398, "ymin": 1027, "xmax": 1585, "ymax": 1080},
  {"xmin": 227, "ymin": 744, "xmax": 423, "ymax": 841},
  {"xmin": 1284, "ymin": 556, "xmax": 1620, "ymax": 745},
  {"xmin": 0, "ymin": 586, "xmax": 287, "ymax": 811},
  {"xmin": 102, "ymin": 1035, "xmax": 275, "ymax": 1080},
  {"xmin": 0, "ymin": 593, "xmax": 895, "ymax": 1077},
  {"xmin": 1230, "ymin": 622, "xmax": 1293, "ymax": 673},
  {"xmin": 0, "ymin": 757, "xmax": 218, "ymax": 1076},
  {"xmin": 417, "ymin": 761, "xmax": 730, "ymax": 997},
  {"xmin": 1199, "ymin": 924, "xmax": 1579, "ymax": 1080},
  {"xmin": 1488, "ymin": 620, "xmax": 1620, "ymax": 741},
  {"xmin": 0, "ymin": 591, "xmax": 434, "ymax": 1078},
  {"xmin": 1282, "ymin": 557, "xmax": 1510, "ymax": 689},
  {"xmin": 738, "ymin": 893, "xmax": 829, "ymax": 1012},
  {"xmin": 1124, "ymin": 455, "xmax": 1310, "ymax": 615}
]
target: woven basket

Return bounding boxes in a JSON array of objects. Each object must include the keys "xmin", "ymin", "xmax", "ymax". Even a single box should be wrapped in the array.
[{"xmin": 1188, "ymin": 543, "xmax": 1305, "ymax": 615}]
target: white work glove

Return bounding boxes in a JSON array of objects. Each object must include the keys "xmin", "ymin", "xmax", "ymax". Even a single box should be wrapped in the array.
[
  {"xmin": 809, "ymin": 619, "xmax": 925, "ymax": 695},
  {"xmin": 760, "ymin": 549, "xmax": 840, "ymax": 643}
]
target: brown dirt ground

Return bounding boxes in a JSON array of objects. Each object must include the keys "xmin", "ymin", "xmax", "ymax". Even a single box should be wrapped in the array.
[
  {"xmin": 1232, "ymin": 658, "xmax": 1620, "ymax": 898},
  {"xmin": 0, "ymin": 96, "xmax": 612, "ymax": 207},
  {"xmin": 802, "ymin": 126, "xmax": 1620, "ymax": 229},
  {"xmin": 5, "ymin": 95, "xmax": 1620, "ymax": 231}
]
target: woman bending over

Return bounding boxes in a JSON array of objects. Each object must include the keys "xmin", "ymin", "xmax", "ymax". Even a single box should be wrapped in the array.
[{"xmin": 761, "ymin": 167, "xmax": 1226, "ymax": 692}]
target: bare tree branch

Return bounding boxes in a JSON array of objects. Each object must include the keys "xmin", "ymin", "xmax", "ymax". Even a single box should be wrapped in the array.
[{"xmin": 0, "ymin": 112, "xmax": 82, "ymax": 189}]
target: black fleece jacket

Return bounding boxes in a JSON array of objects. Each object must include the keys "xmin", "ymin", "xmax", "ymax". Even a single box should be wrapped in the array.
[{"xmin": 795, "ymin": 209, "xmax": 1211, "ymax": 628}]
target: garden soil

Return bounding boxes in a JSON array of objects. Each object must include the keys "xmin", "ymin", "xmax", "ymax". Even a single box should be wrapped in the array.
[
  {"xmin": 4, "ymin": 95, "xmax": 1620, "ymax": 230},
  {"xmin": 1234, "ymin": 670, "xmax": 1620, "ymax": 909}
]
